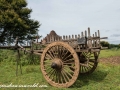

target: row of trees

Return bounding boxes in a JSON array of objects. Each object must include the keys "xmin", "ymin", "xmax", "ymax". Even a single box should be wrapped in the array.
[
  {"xmin": 100, "ymin": 41, "xmax": 120, "ymax": 49},
  {"xmin": 0, "ymin": 0, "xmax": 40, "ymax": 44}
]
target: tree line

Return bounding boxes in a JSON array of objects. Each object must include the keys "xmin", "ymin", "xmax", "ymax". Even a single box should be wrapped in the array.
[{"xmin": 100, "ymin": 41, "xmax": 120, "ymax": 49}]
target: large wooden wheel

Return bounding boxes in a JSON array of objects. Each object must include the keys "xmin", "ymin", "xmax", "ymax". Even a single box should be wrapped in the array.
[
  {"xmin": 79, "ymin": 52, "xmax": 99, "ymax": 75},
  {"xmin": 41, "ymin": 41, "xmax": 80, "ymax": 88}
]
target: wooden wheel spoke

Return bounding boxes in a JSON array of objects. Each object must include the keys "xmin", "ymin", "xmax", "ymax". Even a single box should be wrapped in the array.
[
  {"xmin": 84, "ymin": 67, "xmax": 89, "ymax": 71},
  {"xmin": 57, "ymin": 71, "xmax": 61, "ymax": 83},
  {"xmin": 89, "ymin": 59, "xmax": 95, "ymax": 63},
  {"xmin": 55, "ymin": 70, "xmax": 58, "ymax": 83},
  {"xmin": 50, "ymin": 70, "xmax": 56, "ymax": 81},
  {"xmin": 56, "ymin": 46, "xmax": 61, "ymax": 58},
  {"xmin": 63, "ymin": 53, "xmax": 72, "ymax": 61},
  {"xmin": 50, "ymin": 47, "xmax": 55, "ymax": 57},
  {"xmin": 44, "ymin": 66, "xmax": 52, "ymax": 71},
  {"xmin": 62, "ymin": 70, "xmax": 70, "ymax": 82},
  {"xmin": 62, "ymin": 50, "xmax": 69, "ymax": 59},
  {"xmin": 58, "ymin": 46, "xmax": 62, "ymax": 58},
  {"xmin": 46, "ymin": 53, "xmax": 53, "ymax": 60},
  {"xmin": 59, "ymin": 72, "xmax": 63, "ymax": 84},
  {"xmin": 47, "ymin": 68, "xmax": 53, "ymax": 74},
  {"xmin": 48, "ymin": 50, "xmax": 54, "ymax": 59},
  {"xmin": 61, "ymin": 70, "xmax": 68, "ymax": 83},
  {"xmin": 49, "ymin": 69, "xmax": 56, "ymax": 79},
  {"xmin": 63, "ymin": 62, "xmax": 74, "ymax": 65},
  {"xmin": 60, "ymin": 46, "xmax": 66, "ymax": 58},
  {"xmin": 88, "ymin": 62, "xmax": 94, "ymax": 66},
  {"xmin": 80, "ymin": 66, "xmax": 83, "ymax": 72},
  {"xmin": 64, "ymin": 66, "xmax": 74, "ymax": 73},
  {"xmin": 44, "ymin": 57, "xmax": 51, "ymax": 60},
  {"xmin": 63, "ymin": 69, "xmax": 73, "ymax": 78},
  {"xmin": 64, "ymin": 65, "xmax": 75, "ymax": 69},
  {"xmin": 54, "ymin": 46, "xmax": 58, "ymax": 57},
  {"xmin": 63, "ymin": 58, "xmax": 74, "ymax": 63}
]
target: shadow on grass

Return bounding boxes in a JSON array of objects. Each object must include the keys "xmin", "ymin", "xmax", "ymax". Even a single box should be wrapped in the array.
[{"xmin": 70, "ymin": 70, "xmax": 108, "ymax": 88}]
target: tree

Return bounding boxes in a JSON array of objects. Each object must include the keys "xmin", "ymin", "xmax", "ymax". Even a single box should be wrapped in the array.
[
  {"xmin": 100, "ymin": 41, "xmax": 110, "ymax": 48},
  {"xmin": 0, "ymin": 0, "xmax": 40, "ymax": 44}
]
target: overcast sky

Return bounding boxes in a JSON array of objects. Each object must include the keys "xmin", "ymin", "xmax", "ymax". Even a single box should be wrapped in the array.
[{"xmin": 27, "ymin": 0, "xmax": 120, "ymax": 44}]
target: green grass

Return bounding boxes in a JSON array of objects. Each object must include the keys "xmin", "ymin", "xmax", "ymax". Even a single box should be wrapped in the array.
[
  {"xmin": 99, "ymin": 48, "xmax": 120, "ymax": 58},
  {"xmin": 0, "ymin": 49, "xmax": 120, "ymax": 90}
]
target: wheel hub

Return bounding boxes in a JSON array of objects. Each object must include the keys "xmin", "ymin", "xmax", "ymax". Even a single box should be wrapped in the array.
[{"xmin": 51, "ymin": 58, "xmax": 62, "ymax": 70}]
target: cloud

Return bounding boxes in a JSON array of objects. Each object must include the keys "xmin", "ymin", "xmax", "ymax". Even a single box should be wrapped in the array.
[{"xmin": 27, "ymin": 0, "xmax": 120, "ymax": 44}]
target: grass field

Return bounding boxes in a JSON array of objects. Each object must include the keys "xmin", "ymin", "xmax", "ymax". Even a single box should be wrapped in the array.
[
  {"xmin": 99, "ymin": 48, "xmax": 120, "ymax": 58},
  {"xmin": 0, "ymin": 49, "xmax": 120, "ymax": 90}
]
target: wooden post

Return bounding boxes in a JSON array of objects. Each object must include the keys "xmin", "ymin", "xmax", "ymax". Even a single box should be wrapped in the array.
[
  {"xmin": 95, "ymin": 32, "xmax": 97, "ymax": 47},
  {"xmin": 66, "ymin": 35, "xmax": 68, "ymax": 40},
  {"xmin": 69, "ymin": 35, "xmax": 71, "ymax": 40},
  {"xmin": 85, "ymin": 30, "xmax": 87, "ymax": 48},
  {"xmin": 16, "ymin": 49, "xmax": 22, "ymax": 76},
  {"xmin": 93, "ymin": 34, "xmax": 95, "ymax": 47},
  {"xmin": 88, "ymin": 27, "xmax": 90, "ymax": 37},
  {"xmin": 88, "ymin": 27, "xmax": 92, "ymax": 48},
  {"xmin": 85, "ymin": 30, "xmax": 87, "ymax": 37},
  {"xmin": 63, "ymin": 35, "xmax": 65, "ymax": 40},
  {"xmin": 78, "ymin": 34, "xmax": 80, "ymax": 38},
  {"xmin": 72, "ymin": 35, "xmax": 74, "ymax": 39},
  {"xmin": 75, "ymin": 35, "xmax": 77, "ymax": 39},
  {"xmin": 98, "ymin": 30, "xmax": 100, "ymax": 46},
  {"xmin": 81, "ymin": 32, "xmax": 83, "ymax": 37}
]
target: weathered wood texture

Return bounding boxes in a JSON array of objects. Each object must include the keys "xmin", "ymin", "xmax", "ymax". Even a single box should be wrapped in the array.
[{"xmin": 40, "ymin": 27, "xmax": 107, "ymax": 52}]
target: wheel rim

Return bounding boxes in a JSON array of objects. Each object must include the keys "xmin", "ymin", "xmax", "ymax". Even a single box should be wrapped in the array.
[
  {"xmin": 41, "ymin": 41, "xmax": 79, "ymax": 88},
  {"xmin": 79, "ymin": 52, "xmax": 98, "ymax": 74}
]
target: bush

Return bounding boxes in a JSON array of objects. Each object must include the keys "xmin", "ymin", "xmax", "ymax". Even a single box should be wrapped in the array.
[{"xmin": 0, "ymin": 49, "xmax": 40, "ymax": 65}]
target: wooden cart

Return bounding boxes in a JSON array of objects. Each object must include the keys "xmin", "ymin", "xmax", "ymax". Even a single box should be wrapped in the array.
[
  {"xmin": 0, "ymin": 27, "xmax": 107, "ymax": 88},
  {"xmin": 29, "ymin": 27, "xmax": 107, "ymax": 88}
]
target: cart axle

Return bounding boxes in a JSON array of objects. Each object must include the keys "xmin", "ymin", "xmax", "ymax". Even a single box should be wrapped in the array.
[{"xmin": 51, "ymin": 58, "xmax": 62, "ymax": 70}]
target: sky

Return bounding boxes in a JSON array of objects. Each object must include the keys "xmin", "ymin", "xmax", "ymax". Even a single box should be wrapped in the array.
[{"xmin": 27, "ymin": 0, "xmax": 120, "ymax": 44}]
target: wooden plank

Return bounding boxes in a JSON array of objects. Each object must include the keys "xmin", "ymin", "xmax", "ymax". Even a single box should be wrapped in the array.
[
  {"xmin": 33, "ymin": 52, "xmax": 42, "ymax": 56},
  {"xmin": 100, "ymin": 37, "xmax": 108, "ymax": 39},
  {"xmin": 91, "ymin": 49, "xmax": 100, "ymax": 52},
  {"xmin": 89, "ymin": 47, "xmax": 101, "ymax": 49},
  {"xmin": 0, "ymin": 46, "xmax": 31, "ymax": 49},
  {"xmin": 75, "ymin": 49, "xmax": 88, "ymax": 52}
]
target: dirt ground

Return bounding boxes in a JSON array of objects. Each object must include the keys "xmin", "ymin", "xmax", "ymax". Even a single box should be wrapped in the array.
[{"xmin": 99, "ymin": 56, "xmax": 120, "ymax": 65}]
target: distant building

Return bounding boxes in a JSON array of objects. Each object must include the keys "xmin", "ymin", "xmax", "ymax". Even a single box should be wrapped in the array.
[{"xmin": 41, "ymin": 30, "xmax": 61, "ymax": 44}]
